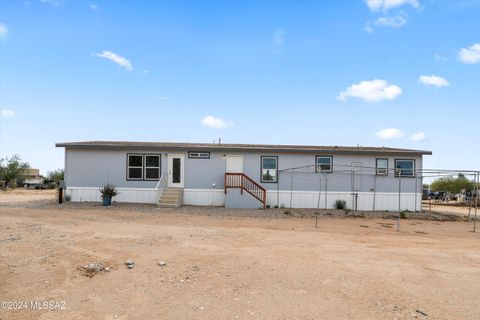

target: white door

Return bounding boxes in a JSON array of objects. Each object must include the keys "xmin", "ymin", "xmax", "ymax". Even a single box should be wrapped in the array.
[
  {"xmin": 168, "ymin": 154, "xmax": 185, "ymax": 188},
  {"xmin": 226, "ymin": 155, "xmax": 243, "ymax": 173}
]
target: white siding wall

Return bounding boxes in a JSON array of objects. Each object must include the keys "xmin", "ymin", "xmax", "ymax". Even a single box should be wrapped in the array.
[
  {"xmin": 66, "ymin": 187, "xmax": 421, "ymax": 211},
  {"xmin": 66, "ymin": 187, "xmax": 160, "ymax": 204},
  {"xmin": 266, "ymin": 191, "xmax": 421, "ymax": 211}
]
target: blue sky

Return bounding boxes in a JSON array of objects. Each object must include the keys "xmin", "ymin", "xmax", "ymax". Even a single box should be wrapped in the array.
[{"xmin": 0, "ymin": 0, "xmax": 479, "ymax": 174}]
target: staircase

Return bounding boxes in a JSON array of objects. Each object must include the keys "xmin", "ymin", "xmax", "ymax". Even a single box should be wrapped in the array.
[
  {"xmin": 158, "ymin": 188, "xmax": 184, "ymax": 208},
  {"xmin": 225, "ymin": 173, "xmax": 266, "ymax": 208}
]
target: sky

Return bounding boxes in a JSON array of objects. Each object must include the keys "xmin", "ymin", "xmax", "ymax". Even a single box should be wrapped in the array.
[{"xmin": 0, "ymin": 0, "xmax": 479, "ymax": 175}]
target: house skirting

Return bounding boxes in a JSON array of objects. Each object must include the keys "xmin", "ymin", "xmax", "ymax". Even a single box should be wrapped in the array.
[
  {"xmin": 66, "ymin": 187, "xmax": 422, "ymax": 211},
  {"xmin": 66, "ymin": 187, "xmax": 161, "ymax": 204}
]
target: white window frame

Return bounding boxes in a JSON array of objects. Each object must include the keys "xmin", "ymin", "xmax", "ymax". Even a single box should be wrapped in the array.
[
  {"xmin": 144, "ymin": 154, "xmax": 161, "ymax": 181},
  {"xmin": 315, "ymin": 156, "xmax": 333, "ymax": 173},
  {"xmin": 127, "ymin": 154, "xmax": 144, "ymax": 180},
  {"xmin": 261, "ymin": 156, "xmax": 278, "ymax": 183},
  {"xmin": 394, "ymin": 159, "xmax": 416, "ymax": 177},
  {"xmin": 188, "ymin": 151, "xmax": 210, "ymax": 159},
  {"xmin": 376, "ymin": 158, "xmax": 388, "ymax": 176}
]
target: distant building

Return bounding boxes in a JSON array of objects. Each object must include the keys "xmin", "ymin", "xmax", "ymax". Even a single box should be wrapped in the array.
[{"xmin": 18, "ymin": 168, "xmax": 44, "ymax": 187}]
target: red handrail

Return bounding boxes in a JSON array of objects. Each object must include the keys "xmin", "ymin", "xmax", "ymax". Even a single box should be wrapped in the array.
[{"xmin": 224, "ymin": 173, "xmax": 266, "ymax": 208}]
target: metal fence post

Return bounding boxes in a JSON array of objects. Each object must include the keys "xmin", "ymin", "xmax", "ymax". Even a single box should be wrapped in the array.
[
  {"xmin": 397, "ymin": 170, "xmax": 401, "ymax": 232},
  {"xmin": 289, "ymin": 169, "xmax": 294, "ymax": 211}
]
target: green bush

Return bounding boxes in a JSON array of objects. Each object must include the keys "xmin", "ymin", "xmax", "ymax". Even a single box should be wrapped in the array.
[
  {"xmin": 334, "ymin": 199, "xmax": 346, "ymax": 210},
  {"xmin": 46, "ymin": 182, "xmax": 57, "ymax": 189}
]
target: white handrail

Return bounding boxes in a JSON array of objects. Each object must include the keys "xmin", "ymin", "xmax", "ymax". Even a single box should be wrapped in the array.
[
  {"xmin": 155, "ymin": 172, "xmax": 167, "ymax": 203},
  {"xmin": 155, "ymin": 173, "xmax": 165, "ymax": 191}
]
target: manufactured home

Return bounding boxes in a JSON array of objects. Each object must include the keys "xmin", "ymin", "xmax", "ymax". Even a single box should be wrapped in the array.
[{"xmin": 56, "ymin": 141, "xmax": 431, "ymax": 211}]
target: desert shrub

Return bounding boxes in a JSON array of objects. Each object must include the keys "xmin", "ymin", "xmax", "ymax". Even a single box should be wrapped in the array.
[
  {"xmin": 65, "ymin": 194, "xmax": 71, "ymax": 202},
  {"xmin": 46, "ymin": 182, "xmax": 57, "ymax": 189},
  {"xmin": 334, "ymin": 199, "xmax": 346, "ymax": 210},
  {"xmin": 47, "ymin": 169, "xmax": 64, "ymax": 185},
  {"xmin": 99, "ymin": 184, "xmax": 119, "ymax": 199},
  {"xmin": 400, "ymin": 211, "xmax": 408, "ymax": 219}
]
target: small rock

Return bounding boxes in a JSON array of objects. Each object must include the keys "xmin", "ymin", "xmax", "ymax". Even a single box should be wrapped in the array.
[
  {"xmin": 84, "ymin": 263, "xmax": 104, "ymax": 273},
  {"xmin": 158, "ymin": 261, "xmax": 167, "ymax": 266},
  {"xmin": 104, "ymin": 267, "xmax": 110, "ymax": 272}
]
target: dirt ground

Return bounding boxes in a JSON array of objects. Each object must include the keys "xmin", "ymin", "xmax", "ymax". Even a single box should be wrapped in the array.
[
  {"xmin": 422, "ymin": 201, "xmax": 479, "ymax": 218},
  {"xmin": 1, "ymin": 190, "xmax": 480, "ymax": 319},
  {"xmin": 0, "ymin": 189, "xmax": 56, "ymax": 203}
]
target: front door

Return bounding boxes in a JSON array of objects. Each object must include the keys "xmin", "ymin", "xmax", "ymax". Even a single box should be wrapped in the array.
[
  {"xmin": 168, "ymin": 154, "xmax": 185, "ymax": 188},
  {"xmin": 226, "ymin": 155, "xmax": 243, "ymax": 173}
]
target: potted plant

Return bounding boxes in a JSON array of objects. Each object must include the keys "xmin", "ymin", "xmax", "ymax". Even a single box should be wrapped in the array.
[{"xmin": 99, "ymin": 184, "xmax": 118, "ymax": 206}]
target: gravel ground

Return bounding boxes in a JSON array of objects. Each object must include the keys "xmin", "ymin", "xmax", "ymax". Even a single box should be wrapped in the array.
[{"xmin": 0, "ymin": 189, "xmax": 463, "ymax": 221}]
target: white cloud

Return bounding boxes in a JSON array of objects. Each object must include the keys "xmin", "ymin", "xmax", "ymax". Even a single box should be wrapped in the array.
[
  {"xmin": 337, "ymin": 79, "xmax": 402, "ymax": 102},
  {"xmin": 152, "ymin": 96, "xmax": 168, "ymax": 101},
  {"xmin": 376, "ymin": 128, "xmax": 404, "ymax": 139},
  {"xmin": 95, "ymin": 51, "xmax": 133, "ymax": 71},
  {"xmin": 365, "ymin": 0, "xmax": 420, "ymax": 12},
  {"xmin": 40, "ymin": 0, "xmax": 62, "ymax": 6},
  {"xmin": 434, "ymin": 54, "xmax": 448, "ymax": 62},
  {"xmin": 272, "ymin": 29, "xmax": 285, "ymax": 46},
  {"xmin": 373, "ymin": 12, "xmax": 407, "ymax": 28},
  {"xmin": 0, "ymin": 23, "xmax": 7, "ymax": 40},
  {"xmin": 201, "ymin": 116, "xmax": 232, "ymax": 129},
  {"xmin": 418, "ymin": 75, "xmax": 450, "ymax": 87},
  {"xmin": 1, "ymin": 109, "xmax": 15, "ymax": 118},
  {"xmin": 90, "ymin": 4, "xmax": 97, "ymax": 10},
  {"xmin": 411, "ymin": 132, "xmax": 426, "ymax": 141},
  {"xmin": 272, "ymin": 29, "xmax": 285, "ymax": 54},
  {"xmin": 458, "ymin": 43, "xmax": 480, "ymax": 64}
]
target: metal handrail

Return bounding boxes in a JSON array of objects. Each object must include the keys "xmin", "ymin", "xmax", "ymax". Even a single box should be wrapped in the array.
[
  {"xmin": 155, "ymin": 172, "xmax": 168, "ymax": 202},
  {"xmin": 155, "ymin": 172, "xmax": 166, "ymax": 191}
]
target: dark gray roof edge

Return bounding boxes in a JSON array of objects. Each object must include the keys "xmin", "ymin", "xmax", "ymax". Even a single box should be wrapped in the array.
[{"xmin": 55, "ymin": 141, "xmax": 432, "ymax": 155}]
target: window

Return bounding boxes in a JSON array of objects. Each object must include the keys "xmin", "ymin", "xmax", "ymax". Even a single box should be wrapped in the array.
[
  {"xmin": 315, "ymin": 156, "xmax": 333, "ymax": 173},
  {"xmin": 188, "ymin": 151, "xmax": 210, "ymax": 159},
  {"xmin": 376, "ymin": 158, "xmax": 388, "ymax": 176},
  {"xmin": 127, "ymin": 154, "xmax": 161, "ymax": 181},
  {"xmin": 261, "ymin": 156, "xmax": 278, "ymax": 183},
  {"xmin": 145, "ymin": 155, "xmax": 160, "ymax": 180},
  {"xmin": 127, "ymin": 154, "xmax": 143, "ymax": 180},
  {"xmin": 395, "ymin": 159, "xmax": 415, "ymax": 177}
]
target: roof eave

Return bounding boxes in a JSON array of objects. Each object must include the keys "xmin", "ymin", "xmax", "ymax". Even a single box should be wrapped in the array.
[{"xmin": 55, "ymin": 142, "xmax": 432, "ymax": 155}]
